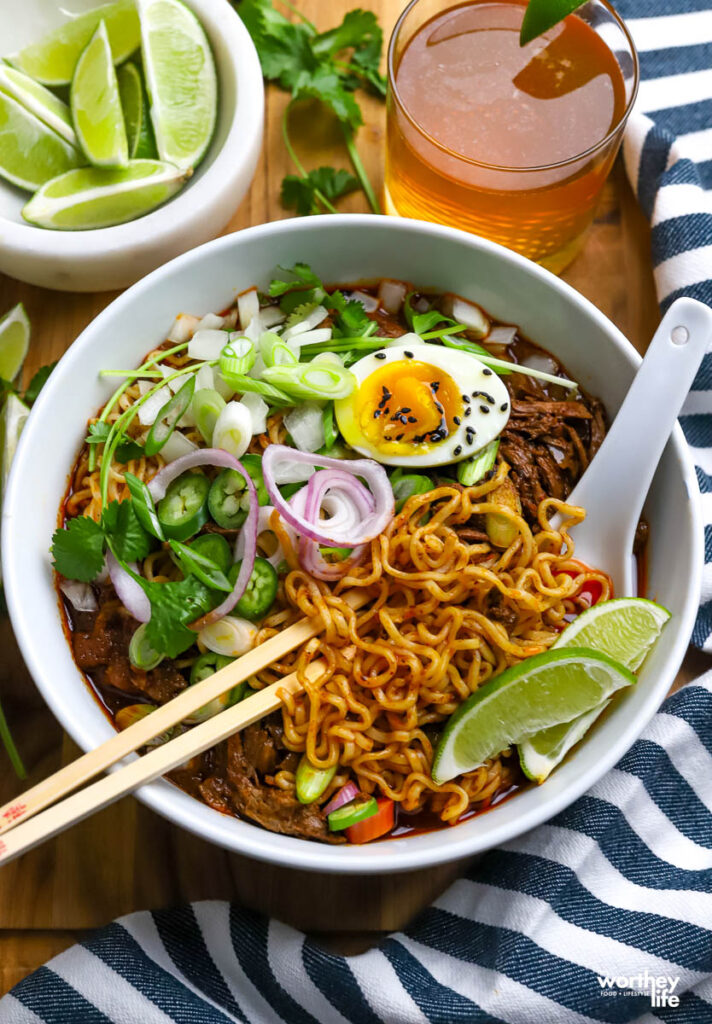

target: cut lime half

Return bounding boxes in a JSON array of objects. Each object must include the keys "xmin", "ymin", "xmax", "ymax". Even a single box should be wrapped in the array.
[
  {"xmin": 0, "ymin": 393, "xmax": 30, "ymax": 499},
  {"xmin": 22, "ymin": 160, "xmax": 185, "ymax": 230},
  {"xmin": 0, "ymin": 304, "xmax": 30, "ymax": 382},
  {"xmin": 0, "ymin": 91, "xmax": 82, "ymax": 193},
  {"xmin": 7, "ymin": 0, "xmax": 141, "ymax": 87},
  {"xmin": 71, "ymin": 21, "xmax": 129, "ymax": 168},
  {"xmin": 517, "ymin": 598, "xmax": 671, "ymax": 783},
  {"xmin": 0, "ymin": 65, "xmax": 76, "ymax": 147},
  {"xmin": 139, "ymin": 0, "xmax": 218, "ymax": 171},
  {"xmin": 118, "ymin": 62, "xmax": 157, "ymax": 159},
  {"xmin": 431, "ymin": 648, "xmax": 635, "ymax": 785}
]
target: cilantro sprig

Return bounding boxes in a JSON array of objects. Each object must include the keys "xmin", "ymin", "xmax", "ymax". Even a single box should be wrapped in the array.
[{"xmin": 238, "ymin": 0, "xmax": 386, "ymax": 215}]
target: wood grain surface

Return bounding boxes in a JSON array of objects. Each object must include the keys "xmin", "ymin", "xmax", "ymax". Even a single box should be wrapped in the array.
[{"xmin": 0, "ymin": 0, "xmax": 707, "ymax": 994}]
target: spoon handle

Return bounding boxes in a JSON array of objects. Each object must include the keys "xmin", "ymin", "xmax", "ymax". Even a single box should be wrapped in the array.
[{"xmin": 567, "ymin": 297, "xmax": 712, "ymax": 595}]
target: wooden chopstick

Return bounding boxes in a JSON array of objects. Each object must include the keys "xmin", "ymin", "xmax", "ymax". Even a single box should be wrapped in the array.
[
  {"xmin": 0, "ymin": 589, "xmax": 369, "ymax": 837},
  {"xmin": 0, "ymin": 658, "xmax": 333, "ymax": 866}
]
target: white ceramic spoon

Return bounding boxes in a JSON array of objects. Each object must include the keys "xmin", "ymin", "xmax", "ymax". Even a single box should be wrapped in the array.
[{"xmin": 561, "ymin": 296, "xmax": 712, "ymax": 597}]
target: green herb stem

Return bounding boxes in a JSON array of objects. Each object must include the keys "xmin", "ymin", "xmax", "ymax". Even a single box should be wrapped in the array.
[
  {"xmin": 342, "ymin": 124, "xmax": 381, "ymax": 215},
  {"xmin": 0, "ymin": 695, "xmax": 26, "ymax": 779},
  {"xmin": 277, "ymin": 0, "xmax": 317, "ymax": 33},
  {"xmin": 282, "ymin": 103, "xmax": 339, "ymax": 215}
]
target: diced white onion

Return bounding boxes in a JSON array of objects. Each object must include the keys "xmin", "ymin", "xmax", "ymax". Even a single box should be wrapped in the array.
[
  {"xmin": 161, "ymin": 366, "xmax": 183, "ymax": 393},
  {"xmin": 283, "ymin": 304, "xmax": 328, "ymax": 341},
  {"xmin": 197, "ymin": 312, "xmax": 225, "ymax": 331},
  {"xmin": 199, "ymin": 617, "xmax": 259, "ymax": 657},
  {"xmin": 293, "ymin": 327, "xmax": 332, "ymax": 346},
  {"xmin": 259, "ymin": 305, "xmax": 286, "ymax": 328},
  {"xmin": 60, "ymin": 580, "xmax": 98, "ymax": 612},
  {"xmin": 348, "ymin": 289, "xmax": 378, "ymax": 313},
  {"xmin": 222, "ymin": 309, "xmax": 238, "ymax": 330},
  {"xmin": 137, "ymin": 383, "xmax": 171, "ymax": 426},
  {"xmin": 160, "ymin": 431, "xmax": 199, "ymax": 463},
  {"xmin": 195, "ymin": 364, "xmax": 215, "ymax": 391},
  {"xmin": 240, "ymin": 391, "xmax": 269, "ymax": 435},
  {"xmin": 487, "ymin": 325, "xmax": 518, "ymax": 346},
  {"xmin": 521, "ymin": 352, "xmax": 559, "ymax": 376},
  {"xmin": 188, "ymin": 329, "xmax": 228, "ymax": 361},
  {"xmin": 443, "ymin": 296, "xmax": 490, "ymax": 338},
  {"xmin": 378, "ymin": 279, "xmax": 407, "ymax": 314},
  {"xmin": 212, "ymin": 401, "xmax": 252, "ymax": 458},
  {"xmin": 167, "ymin": 313, "xmax": 200, "ymax": 344},
  {"xmin": 284, "ymin": 402, "xmax": 325, "ymax": 453},
  {"xmin": 237, "ymin": 288, "xmax": 259, "ymax": 330}
]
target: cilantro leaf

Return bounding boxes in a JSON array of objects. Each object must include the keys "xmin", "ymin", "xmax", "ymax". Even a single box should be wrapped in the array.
[
  {"xmin": 281, "ymin": 166, "xmax": 358, "ymax": 215},
  {"xmin": 23, "ymin": 362, "xmax": 56, "ymax": 405},
  {"xmin": 329, "ymin": 290, "xmax": 372, "ymax": 337},
  {"xmin": 101, "ymin": 500, "xmax": 153, "ymax": 563},
  {"xmin": 294, "ymin": 66, "xmax": 362, "ymax": 129},
  {"xmin": 85, "ymin": 421, "xmax": 144, "ymax": 463},
  {"xmin": 268, "ymin": 262, "xmax": 324, "ymax": 297},
  {"xmin": 312, "ymin": 9, "xmax": 386, "ymax": 96},
  {"xmin": 51, "ymin": 515, "xmax": 105, "ymax": 582},
  {"xmin": 239, "ymin": 0, "xmax": 317, "ymax": 89},
  {"xmin": 85, "ymin": 421, "xmax": 111, "ymax": 446},
  {"xmin": 141, "ymin": 576, "xmax": 215, "ymax": 658}
]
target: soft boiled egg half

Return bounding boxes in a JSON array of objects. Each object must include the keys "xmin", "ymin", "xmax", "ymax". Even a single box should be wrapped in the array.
[{"xmin": 334, "ymin": 342, "xmax": 511, "ymax": 467}]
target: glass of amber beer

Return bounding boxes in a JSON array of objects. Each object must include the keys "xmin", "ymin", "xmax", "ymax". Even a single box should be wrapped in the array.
[{"xmin": 385, "ymin": 0, "xmax": 639, "ymax": 273}]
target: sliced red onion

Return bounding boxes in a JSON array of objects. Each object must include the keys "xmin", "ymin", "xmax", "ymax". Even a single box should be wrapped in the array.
[
  {"xmin": 378, "ymin": 279, "xmax": 407, "ymax": 314},
  {"xmin": 262, "ymin": 445, "xmax": 393, "ymax": 546},
  {"xmin": 59, "ymin": 580, "xmax": 98, "ymax": 613},
  {"xmin": 148, "ymin": 449, "xmax": 258, "ymax": 625},
  {"xmin": 323, "ymin": 781, "xmax": 359, "ymax": 816},
  {"xmin": 107, "ymin": 550, "xmax": 151, "ymax": 623},
  {"xmin": 288, "ymin": 477, "xmax": 368, "ymax": 581}
]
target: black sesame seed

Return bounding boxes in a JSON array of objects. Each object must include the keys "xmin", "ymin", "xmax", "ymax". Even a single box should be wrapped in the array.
[
  {"xmin": 462, "ymin": 394, "xmax": 470, "ymax": 403},
  {"xmin": 431, "ymin": 381, "xmax": 440, "ymax": 392},
  {"xmin": 482, "ymin": 368, "xmax": 493, "ymax": 376},
  {"xmin": 454, "ymin": 445, "xmax": 462, "ymax": 456},
  {"xmin": 375, "ymin": 352, "xmax": 386, "ymax": 360},
  {"xmin": 480, "ymin": 405, "xmax": 490, "ymax": 414},
  {"xmin": 395, "ymin": 433, "xmax": 404, "ymax": 441},
  {"xmin": 500, "ymin": 402, "xmax": 508, "ymax": 411},
  {"xmin": 373, "ymin": 410, "xmax": 381, "ymax": 419},
  {"xmin": 408, "ymin": 416, "xmax": 417, "ymax": 423},
  {"xmin": 472, "ymin": 390, "xmax": 494, "ymax": 403},
  {"xmin": 464, "ymin": 408, "xmax": 471, "ymax": 417},
  {"xmin": 401, "ymin": 407, "xmax": 411, "ymax": 414},
  {"xmin": 453, "ymin": 416, "xmax": 461, "ymax": 425},
  {"xmin": 404, "ymin": 351, "xmax": 414, "ymax": 358}
]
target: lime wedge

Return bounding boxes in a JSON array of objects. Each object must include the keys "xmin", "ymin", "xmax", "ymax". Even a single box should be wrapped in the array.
[
  {"xmin": 117, "ymin": 62, "xmax": 157, "ymax": 159},
  {"xmin": 22, "ymin": 160, "xmax": 185, "ymax": 230},
  {"xmin": 431, "ymin": 648, "xmax": 635, "ymax": 784},
  {"xmin": 0, "ymin": 393, "xmax": 30, "ymax": 499},
  {"xmin": 7, "ymin": 0, "xmax": 141, "ymax": 87},
  {"xmin": 553, "ymin": 597, "xmax": 671, "ymax": 671},
  {"xmin": 0, "ymin": 65, "xmax": 77, "ymax": 147},
  {"xmin": 519, "ymin": 701, "xmax": 611, "ymax": 783},
  {"xmin": 139, "ymin": 0, "xmax": 218, "ymax": 172},
  {"xmin": 0, "ymin": 304, "xmax": 30, "ymax": 382},
  {"xmin": 518, "ymin": 598, "xmax": 671, "ymax": 783},
  {"xmin": 0, "ymin": 91, "xmax": 81, "ymax": 192},
  {"xmin": 71, "ymin": 21, "xmax": 129, "ymax": 168}
]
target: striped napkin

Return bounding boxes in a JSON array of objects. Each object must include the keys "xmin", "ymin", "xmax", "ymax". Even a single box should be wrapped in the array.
[{"xmin": 3, "ymin": 2, "xmax": 712, "ymax": 1021}]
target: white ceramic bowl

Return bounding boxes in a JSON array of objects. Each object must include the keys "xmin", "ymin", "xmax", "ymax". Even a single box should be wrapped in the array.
[
  {"xmin": 0, "ymin": 0, "xmax": 263, "ymax": 292},
  {"xmin": 3, "ymin": 216, "xmax": 702, "ymax": 873}
]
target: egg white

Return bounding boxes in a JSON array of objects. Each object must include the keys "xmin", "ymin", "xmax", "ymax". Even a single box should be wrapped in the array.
[{"xmin": 334, "ymin": 343, "xmax": 511, "ymax": 467}]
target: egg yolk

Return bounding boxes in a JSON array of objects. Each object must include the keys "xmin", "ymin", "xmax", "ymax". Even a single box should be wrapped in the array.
[{"xmin": 356, "ymin": 360, "xmax": 464, "ymax": 454}]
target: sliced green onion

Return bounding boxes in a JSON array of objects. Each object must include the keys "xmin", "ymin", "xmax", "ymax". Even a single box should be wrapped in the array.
[
  {"xmin": 457, "ymin": 440, "xmax": 500, "ymax": 486},
  {"xmin": 328, "ymin": 795, "xmax": 378, "ymax": 831},
  {"xmin": 419, "ymin": 323, "xmax": 467, "ymax": 340},
  {"xmin": 262, "ymin": 363, "xmax": 356, "ymax": 400},
  {"xmin": 220, "ymin": 337, "xmax": 256, "ymax": 378},
  {"xmin": 129, "ymin": 623, "xmax": 164, "ymax": 670},
  {"xmin": 124, "ymin": 471, "xmax": 165, "ymax": 541},
  {"xmin": 300, "ymin": 336, "xmax": 384, "ymax": 353},
  {"xmin": 169, "ymin": 539, "xmax": 233, "ymax": 592},
  {"xmin": 390, "ymin": 469, "xmax": 432, "ymax": 512},
  {"xmin": 322, "ymin": 402, "xmax": 337, "ymax": 449},
  {"xmin": 192, "ymin": 388, "xmax": 226, "ymax": 444},
  {"xmin": 261, "ymin": 332, "xmax": 298, "ymax": 368},
  {"xmin": 217, "ymin": 370, "xmax": 294, "ymax": 406},
  {"xmin": 296, "ymin": 756, "xmax": 337, "ymax": 804},
  {"xmin": 145, "ymin": 375, "xmax": 196, "ymax": 457}
]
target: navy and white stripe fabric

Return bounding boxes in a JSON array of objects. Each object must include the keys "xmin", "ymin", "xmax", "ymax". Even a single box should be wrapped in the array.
[
  {"xmin": 3, "ymin": 2, "xmax": 712, "ymax": 1022},
  {"xmin": 618, "ymin": 0, "xmax": 712, "ymax": 649},
  {"xmin": 3, "ymin": 674, "xmax": 712, "ymax": 1023}
]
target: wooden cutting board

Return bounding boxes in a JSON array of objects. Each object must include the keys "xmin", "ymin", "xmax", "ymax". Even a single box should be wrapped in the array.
[{"xmin": 1, "ymin": 0, "xmax": 708, "ymax": 995}]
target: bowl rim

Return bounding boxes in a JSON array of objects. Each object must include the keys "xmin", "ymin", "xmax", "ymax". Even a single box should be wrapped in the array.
[
  {"xmin": 0, "ymin": 0, "xmax": 263, "ymax": 254},
  {"xmin": 3, "ymin": 214, "xmax": 703, "ymax": 873}
]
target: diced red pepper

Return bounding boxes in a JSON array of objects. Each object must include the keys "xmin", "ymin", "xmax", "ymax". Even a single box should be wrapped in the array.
[
  {"xmin": 345, "ymin": 798, "xmax": 395, "ymax": 844},
  {"xmin": 561, "ymin": 569, "xmax": 603, "ymax": 609}
]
